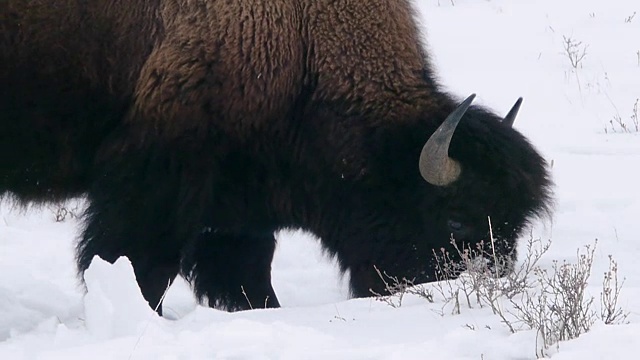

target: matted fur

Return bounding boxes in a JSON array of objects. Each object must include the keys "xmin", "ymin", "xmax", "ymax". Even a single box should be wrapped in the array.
[{"xmin": 1, "ymin": 0, "xmax": 553, "ymax": 313}]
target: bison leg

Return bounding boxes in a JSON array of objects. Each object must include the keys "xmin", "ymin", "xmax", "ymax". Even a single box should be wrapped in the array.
[
  {"xmin": 333, "ymin": 249, "xmax": 414, "ymax": 299},
  {"xmin": 181, "ymin": 230, "xmax": 280, "ymax": 311},
  {"xmin": 77, "ymin": 196, "xmax": 186, "ymax": 316},
  {"xmin": 77, "ymin": 145, "xmax": 211, "ymax": 316},
  {"xmin": 77, "ymin": 213, "xmax": 182, "ymax": 316},
  {"xmin": 344, "ymin": 262, "xmax": 386, "ymax": 298}
]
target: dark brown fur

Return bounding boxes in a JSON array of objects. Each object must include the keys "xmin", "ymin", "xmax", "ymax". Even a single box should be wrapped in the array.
[{"xmin": 1, "ymin": 0, "xmax": 552, "ymax": 314}]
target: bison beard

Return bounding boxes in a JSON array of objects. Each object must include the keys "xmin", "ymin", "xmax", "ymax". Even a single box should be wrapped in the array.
[{"xmin": 0, "ymin": 0, "xmax": 553, "ymax": 315}]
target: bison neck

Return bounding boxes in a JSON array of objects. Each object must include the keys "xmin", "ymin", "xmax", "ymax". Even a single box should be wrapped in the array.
[{"xmin": 202, "ymin": 96, "xmax": 440, "ymax": 250}]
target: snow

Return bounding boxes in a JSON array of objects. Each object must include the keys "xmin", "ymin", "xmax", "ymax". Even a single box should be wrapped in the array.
[{"xmin": 1, "ymin": 0, "xmax": 639, "ymax": 358}]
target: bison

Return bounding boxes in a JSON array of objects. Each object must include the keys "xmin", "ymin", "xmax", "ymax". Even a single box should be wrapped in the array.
[{"xmin": 1, "ymin": 0, "xmax": 552, "ymax": 314}]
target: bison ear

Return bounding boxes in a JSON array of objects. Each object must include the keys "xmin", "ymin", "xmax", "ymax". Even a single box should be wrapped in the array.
[
  {"xmin": 502, "ymin": 97, "xmax": 523, "ymax": 127},
  {"xmin": 419, "ymin": 94, "xmax": 475, "ymax": 187}
]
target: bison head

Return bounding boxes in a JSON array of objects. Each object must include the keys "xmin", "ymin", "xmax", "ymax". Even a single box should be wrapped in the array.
[
  {"xmin": 347, "ymin": 94, "xmax": 552, "ymax": 297},
  {"xmin": 413, "ymin": 94, "xmax": 550, "ymax": 279}
]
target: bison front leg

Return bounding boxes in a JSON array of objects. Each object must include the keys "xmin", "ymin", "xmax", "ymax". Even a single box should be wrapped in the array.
[
  {"xmin": 77, "ymin": 200, "xmax": 183, "ymax": 316},
  {"xmin": 181, "ymin": 230, "xmax": 280, "ymax": 311},
  {"xmin": 77, "ymin": 145, "xmax": 211, "ymax": 316},
  {"xmin": 332, "ymin": 242, "xmax": 419, "ymax": 300}
]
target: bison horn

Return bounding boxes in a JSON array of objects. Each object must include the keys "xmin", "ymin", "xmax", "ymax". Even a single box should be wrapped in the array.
[
  {"xmin": 419, "ymin": 94, "xmax": 475, "ymax": 186},
  {"xmin": 502, "ymin": 97, "xmax": 523, "ymax": 127}
]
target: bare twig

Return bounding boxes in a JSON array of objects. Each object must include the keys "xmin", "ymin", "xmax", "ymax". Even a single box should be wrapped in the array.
[
  {"xmin": 241, "ymin": 285, "xmax": 254, "ymax": 310},
  {"xmin": 600, "ymin": 255, "xmax": 629, "ymax": 325},
  {"xmin": 370, "ymin": 264, "xmax": 434, "ymax": 308},
  {"xmin": 607, "ymin": 98, "xmax": 639, "ymax": 133},
  {"xmin": 624, "ymin": 11, "xmax": 636, "ymax": 23},
  {"xmin": 562, "ymin": 35, "xmax": 588, "ymax": 69}
]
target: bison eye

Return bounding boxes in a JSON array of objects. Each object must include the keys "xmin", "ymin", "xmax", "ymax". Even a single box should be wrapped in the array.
[{"xmin": 447, "ymin": 219, "xmax": 464, "ymax": 231}]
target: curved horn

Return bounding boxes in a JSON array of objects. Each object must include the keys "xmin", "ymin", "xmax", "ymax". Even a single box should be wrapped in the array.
[
  {"xmin": 502, "ymin": 97, "xmax": 523, "ymax": 127},
  {"xmin": 419, "ymin": 94, "xmax": 476, "ymax": 186}
]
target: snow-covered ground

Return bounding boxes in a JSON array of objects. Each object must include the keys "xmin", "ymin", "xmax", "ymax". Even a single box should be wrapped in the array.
[{"xmin": 1, "ymin": 0, "xmax": 639, "ymax": 358}]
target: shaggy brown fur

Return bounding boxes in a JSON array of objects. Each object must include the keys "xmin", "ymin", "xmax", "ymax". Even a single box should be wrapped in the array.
[
  {"xmin": 1, "ymin": 0, "xmax": 552, "ymax": 314},
  {"xmin": 1, "ymin": 0, "xmax": 163, "ymax": 200}
]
